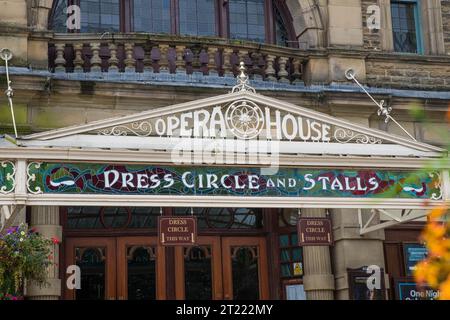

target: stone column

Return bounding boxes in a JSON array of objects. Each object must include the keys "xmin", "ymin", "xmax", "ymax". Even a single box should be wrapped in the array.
[
  {"xmin": 331, "ymin": 209, "xmax": 386, "ymax": 300},
  {"xmin": 302, "ymin": 209, "xmax": 335, "ymax": 300},
  {"xmin": 26, "ymin": 206, "xmax": 62, "ymax": 300}
]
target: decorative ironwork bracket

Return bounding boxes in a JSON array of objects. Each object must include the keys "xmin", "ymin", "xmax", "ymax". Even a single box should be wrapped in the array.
[
  {"xmin": 345, "ymin": 69, "xmax": 417, "ymax": 141},
  {"xmin": 358, "ymin": 208, "xmax": 427, "ymax": 235},
  {"xmin": 0, "ymin": 48, "xmax": 18, "ymax": 138}
]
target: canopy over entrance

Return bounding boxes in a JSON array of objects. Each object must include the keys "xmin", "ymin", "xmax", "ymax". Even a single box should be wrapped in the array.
[{"xmin": 0, "ymin": 71, "xmax": 448, "ymax": 234}]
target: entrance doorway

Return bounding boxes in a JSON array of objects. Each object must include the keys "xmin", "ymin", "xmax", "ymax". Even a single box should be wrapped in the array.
[
  {"xmin": 64, "ymin": 236, "xmax": 165, "ymax": 300},
  {"xmin": 64, "ymin": 235, "xmax": 268, "ymax": 300},
  {"xmin": 62, "ymin": 207, "xmax": 273, "ymax": 300},
  {"xmin": 175, "ymin": 236, "xmax": 269, "ymax": 300}
]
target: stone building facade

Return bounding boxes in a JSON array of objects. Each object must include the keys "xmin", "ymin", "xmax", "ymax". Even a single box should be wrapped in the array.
[{"xmin": 0, "ymin": 0, "xmax": 449, "ymax": 300}]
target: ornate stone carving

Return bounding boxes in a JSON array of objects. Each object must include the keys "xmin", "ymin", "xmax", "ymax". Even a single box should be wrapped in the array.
[
  {"xmin": 98, "ymin": 121, "xmax": 153, "ymax": 137},
  {"xmin": 225, "ymin": 100, "xmax": 264, "ymax": 139},
  {"xmin": 334, "ymin": 128, "xmax": 382, "ymax": 144}
]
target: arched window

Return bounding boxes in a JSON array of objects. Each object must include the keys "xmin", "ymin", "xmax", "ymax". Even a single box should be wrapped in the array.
[{"xmin": 49, "ymin": 0, "xmax": 296, "ymax": 46}]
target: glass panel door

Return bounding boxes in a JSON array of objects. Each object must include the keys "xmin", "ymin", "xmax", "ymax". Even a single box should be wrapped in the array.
[
  {"xmin": 175, "ymin": 236, "xmax": 223, "ymax": 299},
  {"xmin": 117, "ymin": 237, "xmax": 165, "ymax": 300},
  {"xmin": 65, "ymin": 238, "xmax": 116, "ymax": 300},
  {"xmin": 222, "ymin": 237, "xmax": 269, "ymax": 300}
]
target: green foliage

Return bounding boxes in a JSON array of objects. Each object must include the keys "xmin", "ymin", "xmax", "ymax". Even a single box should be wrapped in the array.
[{"xmin": 0, "ymin": 224, "xmax": 54, "ymax": 299}]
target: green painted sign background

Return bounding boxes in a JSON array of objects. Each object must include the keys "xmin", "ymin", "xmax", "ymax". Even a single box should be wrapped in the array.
[
  {"xmin": 25, "ymin": 162, "xmax": 442, "ymax": 199},
  {"xmin": 0, "ymin": 161, "xmax": 15, "ymax": 193}
]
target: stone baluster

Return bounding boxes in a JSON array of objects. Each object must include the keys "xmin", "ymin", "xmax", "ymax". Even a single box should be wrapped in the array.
[
  {"xmin": 90, "ymin": 42, "xmax": 102, "ymax": 72},
  {"xmin": 175, "ymin": 45, "xmax": 186, "ymax": 74},
  {"xmin": 108, "ymin": 42, "xmax": 119, "ymax": 73},
  {"xmin": 277, "ymin": 56, "xmax": 290, "ymax": 83},
  {"xmin": 251, "ymin": 52, "xmax": 262, "ymax": 81},
  {"xmin": 207, "ymin": 46, "xmax": 218, "ymax": 76},
  {"xmin": 265, "ymin": 54, "xmax": 277, "ymax": 81},
  {"xmin": 143, "ymin": 44, "xmax": 153, "ymax": 73},
  {"xmin": 72, "ymin": 43, "xmax": 84, "ymax": 73},
  {"xmin": 192, "ymin": 48, "xmax": 202, "ymax": 76},
  {"xmin": 54, "ymin": 43, "xmax": 66, "ymax": 73},
  {"xmin": 292, "ymin": 57, "xmax": 303, "ymax": 84},
  {"xmin": 223, "ymin": 48, "xmax": 234, "ymax": 77},
  {"xmin": 124, "ymin": 42, "xmax": 136, "ymax": 73},
  {"xmin": 158, "ymin": 44, "xmax": 170, "ymax": 73}
]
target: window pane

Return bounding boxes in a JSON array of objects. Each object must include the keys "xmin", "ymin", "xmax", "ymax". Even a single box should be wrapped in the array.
[
  {"xmin": 133, "ymin": 0, "xmax": 171, "ymax": 33},
  {"xmin": 232, "ymin": 247, "xmax": 259, "ymax": 299},
  {"xmin": 128, "ymin": 207, "xmax": 160, "ymax": 228},
  {"xmin": 173, "ymin": 207, "xmax": 263, "ymax": 229},
  {"xmin": 76, "ymin": 247, "xmax": 106, "ymax": 300},
  {"xmin": 127, "ymin": 246, "xmax": 156, "ymax": 300},
  {"xmin": 229, "ymin": 0, "xmax": 266, "ymax": 43},
  {"xmin": 184, "ymin": 246, "xmax": 213, "ymax": 300},
  {"xmin": 281, "ymin": 263, "xmax": 291, "ymax": 277},
  {"xmin": 50, "ymin": 0, "xmax": 68, "ymax": 32},
  {"xmin": 66, "ymin": 207, "xmax": 160, "ymax": 229},
  {"xmin": 274, "ymin": 4, "xmax": 289, "ymax": 46},
  {"xmin": 280, "ymin": 249, "xmax": 290, "ymax": 262},
  {"xmin": 391, "ymin": 1, "xmax": 419, "ymax": 53},
  {"xmin": 80, "ymin": 0, "xmax": 120, "ymax": 33},
  {"xmin": 67, "ymin": 207, "xmax": 103, "ymax": 229},
  {"xmin": 279, "ymin": 235, "xmax": 289, "ymax": 247},
  {"xmin": 179, "ymin": 0, "xmax": 216, "ymax": 36}
]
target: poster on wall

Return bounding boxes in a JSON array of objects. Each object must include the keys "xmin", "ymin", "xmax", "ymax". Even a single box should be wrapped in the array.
[
  {"xmin": 395, "ymin": 278, "xmax": 439, "ymax": 300},
  {"xmin": 285, "ymin": 284, "xmax": 306, "ymax": 300},
  {"xmin": 347, "ymin": 267, "xmax": 386, "ymax": 300},
  {"xmin": 403, "ymin": 243, "xmax": 428, "ymax": 276}
]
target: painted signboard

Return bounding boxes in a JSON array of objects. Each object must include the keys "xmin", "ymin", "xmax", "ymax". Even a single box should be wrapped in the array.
[
  {"xmin": 403, "ymin": 243, "xmax": 428, "ymax": 276},
  {"xmin": 297, "ymin": 218, "xmax": 333, "ymax": 246},
  {"xmin": 158, "ymin": 216, "xmax": 197, "ymax": 246},
  {"xmin": 395, "ymin": 278, "xmax": 439, "ymax": 300},
  {"xmin": 26, "ymin": 162, "xmax": 441, "ymax": 199}
]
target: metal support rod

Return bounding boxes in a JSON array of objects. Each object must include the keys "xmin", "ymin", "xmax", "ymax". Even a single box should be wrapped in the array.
[
  {"xmin": 345, "ymin": 69, "xmax": 417, "ymax": 141},
  {"xmin": 1, "ymin": 48, "xmax": 18, "ymax": 138}
]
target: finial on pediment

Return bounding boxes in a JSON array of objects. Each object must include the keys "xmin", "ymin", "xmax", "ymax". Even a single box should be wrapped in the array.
[{"xmin": 231, "ymin": 61, "xmax": 256, "ymax": 93}]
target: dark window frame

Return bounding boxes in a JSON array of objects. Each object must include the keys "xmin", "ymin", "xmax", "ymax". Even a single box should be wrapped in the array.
[
  {"xmin": 390, "ymin": 0, "xmax": 423, "ymax": 54},
  {"xmin": 48, "ymin": 0, "xmax": 297, "ymax": 47}
]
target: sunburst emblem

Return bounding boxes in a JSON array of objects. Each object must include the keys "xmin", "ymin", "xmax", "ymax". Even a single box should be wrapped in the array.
[{"xmin": 225, "ymin": 100, "xmax": 264, "ymax": 139}]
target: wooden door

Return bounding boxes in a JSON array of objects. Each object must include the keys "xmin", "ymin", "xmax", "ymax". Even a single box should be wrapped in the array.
[
  {"xmin": 174, "ymin": 236, "xmax": 223, "ymax": 300},
  {"xmin": 222, "ymin": 237, "xmax": 270, "ymax": 300},
  {"xmin": 65, "ymin": 237, "xmax": 116, "ymax": 300},
  {"xmin": 174, "ymin": 236, "xmax": 269, "ymax": 300},
  {"xmin": 116, "ymin": 236, "xmax": 165, "ymax": 300}
]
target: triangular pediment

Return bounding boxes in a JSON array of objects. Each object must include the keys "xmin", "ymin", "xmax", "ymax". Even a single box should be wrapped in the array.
[{"xmin": 19, "ymin": 90, "xmax": 444, "ymax": 158}]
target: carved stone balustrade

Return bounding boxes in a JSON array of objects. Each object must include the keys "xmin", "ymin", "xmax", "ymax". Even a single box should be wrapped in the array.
[{"xmin": 48, "ymin": 33, "xmax": 306, "ymax": 85}]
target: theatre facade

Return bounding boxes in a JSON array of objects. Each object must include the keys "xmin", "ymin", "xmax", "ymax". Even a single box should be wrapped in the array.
[
  {"xmin": 1, "ymin": 0, "xmax": 450, "ymax": 300},
  {"xmin": 1, "ymin": 73, "xmax": 448, "ymax": 300}
]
